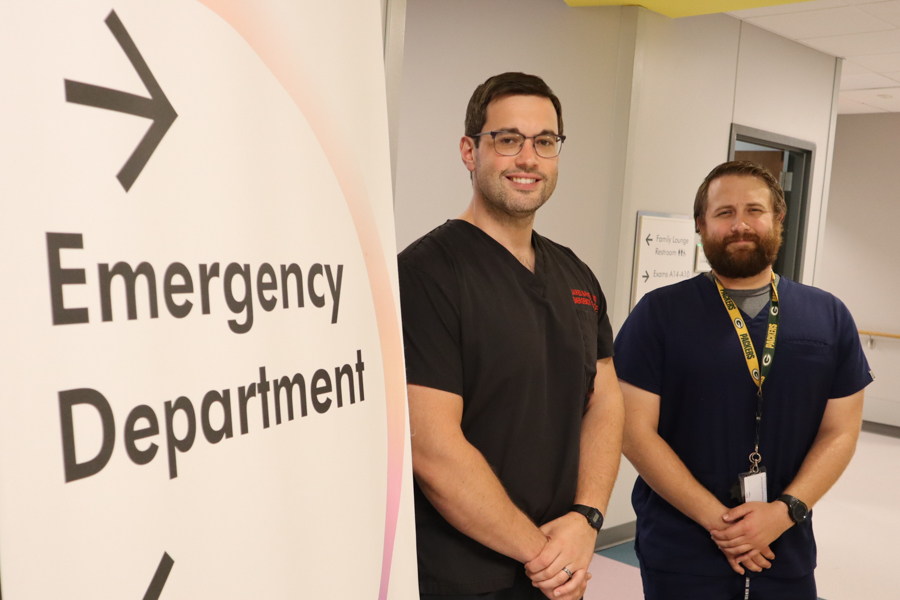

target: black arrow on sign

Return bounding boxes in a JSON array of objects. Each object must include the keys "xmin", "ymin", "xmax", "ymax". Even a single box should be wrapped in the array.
[
  {"xmin": 143, "ymin": 552, "xmax": 174, "ymax": 600},
  {"xmin": 645, "ymin": 234, "xmax": 652, "ymax": 246},
  {"xmin": 642, "ymin": 271, "xmax": 649, "ymax": 282},
  {"xmin": 65, "ymin": 10, "xmax": 177, "ymax": 192}
]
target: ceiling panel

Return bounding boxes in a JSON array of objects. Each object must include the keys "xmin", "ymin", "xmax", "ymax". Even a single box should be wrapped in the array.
[
  {"xmin": 841, "ymin": 60, "xmax": 874, "ymax": 75},
  {"xmin": 838, "ymin": 96, "xmax": 888, "ymax": 113},
  {"xmin": 841, "ymin": 71, "xmax": 900, "ymax": 89},
  {"xmin": 842, "ymin": 85, "xmax": 900, "ymax": 110},
  {"xmin": 801, "ymin": 28, "xmax": 900, "ymax": 56},
  {"xmin": 746, "ymin": 6, "xmax": 894, "ymax": 39},
  {"xmin": 842, "ymin": 71, "xmax": 900, "ymax": 90},
  {"xmin": 728, "ymin": 0, "xmax": 849, "ymax": 19},
  {"xmin": 857, "ymin": 0, "xmax": 900, "ymax": 27},
  {"xmin": 849, "ymin": 51, "xmax": 900, "ymax": 71}
]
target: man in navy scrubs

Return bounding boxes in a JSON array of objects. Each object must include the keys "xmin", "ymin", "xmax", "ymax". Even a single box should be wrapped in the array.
[
  {"xmin": 615, "ymin": 161, "xmax": 873, "ymax": 599},
  {"xmin": 398, "ymin": 73, "xmax": 624, "ymax": 599}
]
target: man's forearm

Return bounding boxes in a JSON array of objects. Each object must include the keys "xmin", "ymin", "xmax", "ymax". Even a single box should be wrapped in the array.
[
  {"xmin": 624, "ymin": 429, "xmax": 729, "ymax": 531},
  {"xmin": 414, "ymin": 433, "xmax": 547, "ymax": 563},
  {"xmin": 523, "ymin": 359, "xmax": 624, "ymax": 599},
  {"xmin": 783, "ymin": 391, "xmax": 864, "ymax": 507},
  {"xmin": 710, "ymin": 391, "xmax": 865, "ymax": 567},
  {"xmin": 575, "ymin": 359, "xmax": 625, "ymax": 514},
  {"xmin": 621, "ymin": 381, "xmax": 728, "ymax": 532},
  {"xmin": 409, "ymin": 384, "xmax": 548, "ymax": 563}
]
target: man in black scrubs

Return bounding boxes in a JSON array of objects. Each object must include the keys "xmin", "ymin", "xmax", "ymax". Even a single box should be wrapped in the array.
[
  {"xmin": 398, "ymin": 73, "xmax": 624, "ymax": 599},
  {"xmin": 615, "ymin": 161, "xmax": 873, "ymax": 599}
]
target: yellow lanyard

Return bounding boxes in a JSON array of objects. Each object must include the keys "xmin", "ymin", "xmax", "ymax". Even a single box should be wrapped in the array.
[
  {"xmin": 714, "ymin": 272, "xmax": 780, "ymax": 472},
  {"xmin": 713, "ymin": 272, "xmax": 779, "ymax": 390}
]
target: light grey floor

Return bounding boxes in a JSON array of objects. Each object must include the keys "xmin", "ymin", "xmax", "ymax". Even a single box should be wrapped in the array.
[{"xmin": 814, "ymin": 428, "xmax": 900, "ymax": 600}]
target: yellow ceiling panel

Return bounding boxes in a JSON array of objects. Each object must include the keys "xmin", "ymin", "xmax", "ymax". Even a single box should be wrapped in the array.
[{"xmin": 563, "ymin": 0, "xmax": 817, "ymax": 19}]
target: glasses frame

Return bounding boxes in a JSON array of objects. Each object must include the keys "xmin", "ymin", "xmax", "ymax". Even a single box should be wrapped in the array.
[{"xmin": 471, "ymin": 130, "xmax": 566, "ymax": 158}]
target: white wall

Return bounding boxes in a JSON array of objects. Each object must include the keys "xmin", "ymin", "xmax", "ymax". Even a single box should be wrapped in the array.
[
  {"xmin": 817, "ymin": 113, "xmax": 900, "ymax": 427},
  {"xmin": 609, "ymin": 11, "xmax": 741, "ymax": 332}
]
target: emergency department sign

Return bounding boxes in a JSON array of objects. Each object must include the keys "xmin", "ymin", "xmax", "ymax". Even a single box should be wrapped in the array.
[{"xmin": 0, "ymin": 1, "xmax": 415, "ymax": 598}]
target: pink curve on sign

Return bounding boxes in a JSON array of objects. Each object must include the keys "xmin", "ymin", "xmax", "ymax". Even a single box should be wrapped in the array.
[{"xmin": 193, "ymin": 2, "xmax": 408, "ymax": 598}]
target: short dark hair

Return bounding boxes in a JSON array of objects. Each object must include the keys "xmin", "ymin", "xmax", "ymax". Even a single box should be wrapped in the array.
[
  {"xmin": 465, "ymin": 72, "xmax": 563, "ymax": 146},
  {"xmin": 694, "ymin": 161, "xmax": 786, "ymax": 232}
]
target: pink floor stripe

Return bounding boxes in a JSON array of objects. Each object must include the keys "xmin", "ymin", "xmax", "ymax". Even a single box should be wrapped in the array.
[{"xmin": 583, "ymin": 555, "xmax": 644, "ymax": 600}]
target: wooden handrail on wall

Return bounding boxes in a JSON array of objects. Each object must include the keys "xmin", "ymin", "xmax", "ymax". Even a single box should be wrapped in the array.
[
  {"xmin": 859, "ymin": 330, "xmax": 900, "ymax": 340},
  {"xmin": 859, "ymin": 330, "xmax": 900, "ymax": 349}
]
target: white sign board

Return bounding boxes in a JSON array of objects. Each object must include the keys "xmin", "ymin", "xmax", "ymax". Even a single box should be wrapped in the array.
[
  {"xmin": 0, "ymin": 1, "xmax": 416, "ymax": 599},
  {"xmin": 630, "ymin": 212, "xmax": 697, "ymax": 309}
]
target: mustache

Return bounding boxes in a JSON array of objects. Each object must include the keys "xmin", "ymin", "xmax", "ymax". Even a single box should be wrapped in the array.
[
  {"xmin": 723, "ymin": 232, "xmax": 761, "ymax": 244},
  {"xmin": 502, "ymin": 168, "xmax": 543, "ymax": 177}
]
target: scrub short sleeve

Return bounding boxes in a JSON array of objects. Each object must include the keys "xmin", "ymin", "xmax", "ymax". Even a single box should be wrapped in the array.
[
  {"xmin": 594, "ymin": 277, "xmax": 615, "ymax": 360},
  {"xmin": 398, "ymin": 261, "xmax": 464, "ymax": 397},
  {"xmin": 613, "ymin": 293, "xmax": 665, "ymax": 396},
  {"xmin": 829, "ymin": 299, "xmax": 874, "ymax": 399}
]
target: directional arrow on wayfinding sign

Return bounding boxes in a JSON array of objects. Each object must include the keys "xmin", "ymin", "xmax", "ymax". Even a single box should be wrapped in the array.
[
  {"xmin": 65, "ymin": 10, "xmax": 177, "ymax": 192},
  {"xmin": 645, "ymin": 234, "xmax": 652, "ymax": 246},
  {"xmin": 143, "ymin": 552, "xmax": 174, "ymax": 600},
  {"xmin": 642, "ymin": 271, "xmax": 649, "ymax": 283}
]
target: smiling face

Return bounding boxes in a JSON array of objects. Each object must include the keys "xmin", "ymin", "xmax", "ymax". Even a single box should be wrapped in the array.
[
  {"xmin": 700, "ymin": 174, "xmax": 783, "ymax": 279},
  {"xmin": 461, "ymin": 94, "xmax": 560, "ymax": 222}
]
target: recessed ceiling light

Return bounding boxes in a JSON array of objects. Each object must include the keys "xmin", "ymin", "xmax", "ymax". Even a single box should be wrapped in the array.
[{"xmin": 877, "ymin": 93, "xmax": 893, "ymax": 99}]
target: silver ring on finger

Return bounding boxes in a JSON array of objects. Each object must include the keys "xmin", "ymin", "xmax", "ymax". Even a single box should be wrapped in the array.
[{"xmin": 562, "ymin": 566, "xmax": 573, "ymax": 579}]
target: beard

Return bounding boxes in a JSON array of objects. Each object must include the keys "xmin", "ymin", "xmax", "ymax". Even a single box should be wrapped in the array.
[
  {"xmin": 701, "ymin": 222, "xmax": 783, "ymax": 279},
  {"xmin": 473, "ymin": 161, "xmax": 556, "ymax": 223}
]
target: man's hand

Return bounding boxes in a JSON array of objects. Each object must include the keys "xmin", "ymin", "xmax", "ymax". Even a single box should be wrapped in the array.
[
  {"xmin": 535, "ymin": 568, "xmax": 593, "ymax": 600},
  {"xmin": 710, "ymin": 501, "xmax": 792, "ymax": 567},
  {"xmin": 722, "ymin": 544, "xmax": 775, "ymax": 574},
  {"xmin": 524, "ymin": 512, "xmax": 596, "ymax": 598}
]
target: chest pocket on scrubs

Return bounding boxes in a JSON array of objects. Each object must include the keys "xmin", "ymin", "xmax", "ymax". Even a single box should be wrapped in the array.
[
  {"xmin": 781, "ymin": 339, "xmax": 832, "ymax": 364},
  {"xmin": 776, "ymin": 339, "xmax": 836, "ymax": 395}
]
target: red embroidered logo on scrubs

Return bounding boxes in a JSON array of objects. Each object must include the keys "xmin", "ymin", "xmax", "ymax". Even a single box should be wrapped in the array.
[{"xmin": 571, "ymin": 289, "xmax": 598, "ymax": 312}]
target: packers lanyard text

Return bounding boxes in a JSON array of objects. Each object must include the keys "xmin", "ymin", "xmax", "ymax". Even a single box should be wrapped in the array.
[{"xmin": 714, "ymin": 273, "xmax": 780, "ymax": 473}]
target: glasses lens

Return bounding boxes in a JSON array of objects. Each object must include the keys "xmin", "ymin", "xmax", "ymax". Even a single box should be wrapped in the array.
[
  {"xmin": 534, "ymin": 135, "xmax": 561, "ymax": 158},
  {"xmin": 493, "ymin": 132, "xmax": 524, "ymax": 156}
]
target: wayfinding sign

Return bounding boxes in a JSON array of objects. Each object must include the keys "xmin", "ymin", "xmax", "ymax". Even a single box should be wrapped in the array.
[
  {"xmin": 630, "ymin": 212, "xmax": 698, "ymax": 309},
  {"xmin": 0, "ymin": 1, "xmax": 415, "ymax": 598}
]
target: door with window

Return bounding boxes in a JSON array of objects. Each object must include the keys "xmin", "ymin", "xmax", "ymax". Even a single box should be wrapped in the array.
[{"xmin": 729, "ymin": 124, "xmax": 815, "ymax": 282}]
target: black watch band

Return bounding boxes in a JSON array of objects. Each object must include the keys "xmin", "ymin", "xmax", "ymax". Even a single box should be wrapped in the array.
[
  {"xmin": 776, "ymin": 494, "xmax": 809, "ymax": 525},
  {"xmin": 571, "ymin": 504, "xmax": 604, "ymax": 531}
]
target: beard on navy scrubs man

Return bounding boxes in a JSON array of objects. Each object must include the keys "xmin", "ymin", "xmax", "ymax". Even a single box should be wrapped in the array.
[
  {"xmin": 397, "ymin": 73, "xmax": 625, "ymax": 599},
  {"xmin": 614, "ymin": 161, "xmax": 873, "ymax": 599}
]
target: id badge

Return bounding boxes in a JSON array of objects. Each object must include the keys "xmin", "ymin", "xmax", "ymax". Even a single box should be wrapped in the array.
[{"xmin": 739, "ymin": 468, "xmax": 767, "ymax": 503}]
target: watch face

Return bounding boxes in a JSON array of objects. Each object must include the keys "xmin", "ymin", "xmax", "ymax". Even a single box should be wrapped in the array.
[
  {"xmin": 572, "ymin": 505, "xmax": 603, "ymax": 530},
  {"xmin": 792, "ymin": 503, "xmax": 809, "ymax": 523},
  {"xmin": 585, "ymin": 508, "xmax": 603, "ymax": 529},
  {"xmin": 778, "ymin": 495, "xmax": 808, "ymax": 524}
]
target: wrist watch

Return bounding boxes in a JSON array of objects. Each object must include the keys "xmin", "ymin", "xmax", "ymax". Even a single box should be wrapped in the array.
[
  {"xmin": 776, "ymin": 494, "xmax": 809, "ymax": 525},
  {"xmin": 571, "ymin": 504, "xmax": 604, "ymax": 531}
]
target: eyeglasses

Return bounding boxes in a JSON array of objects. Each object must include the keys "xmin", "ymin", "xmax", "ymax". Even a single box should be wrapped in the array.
[{"xmin": 471, "ymin": 131, "xmax": 566, "ymax": 158}]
